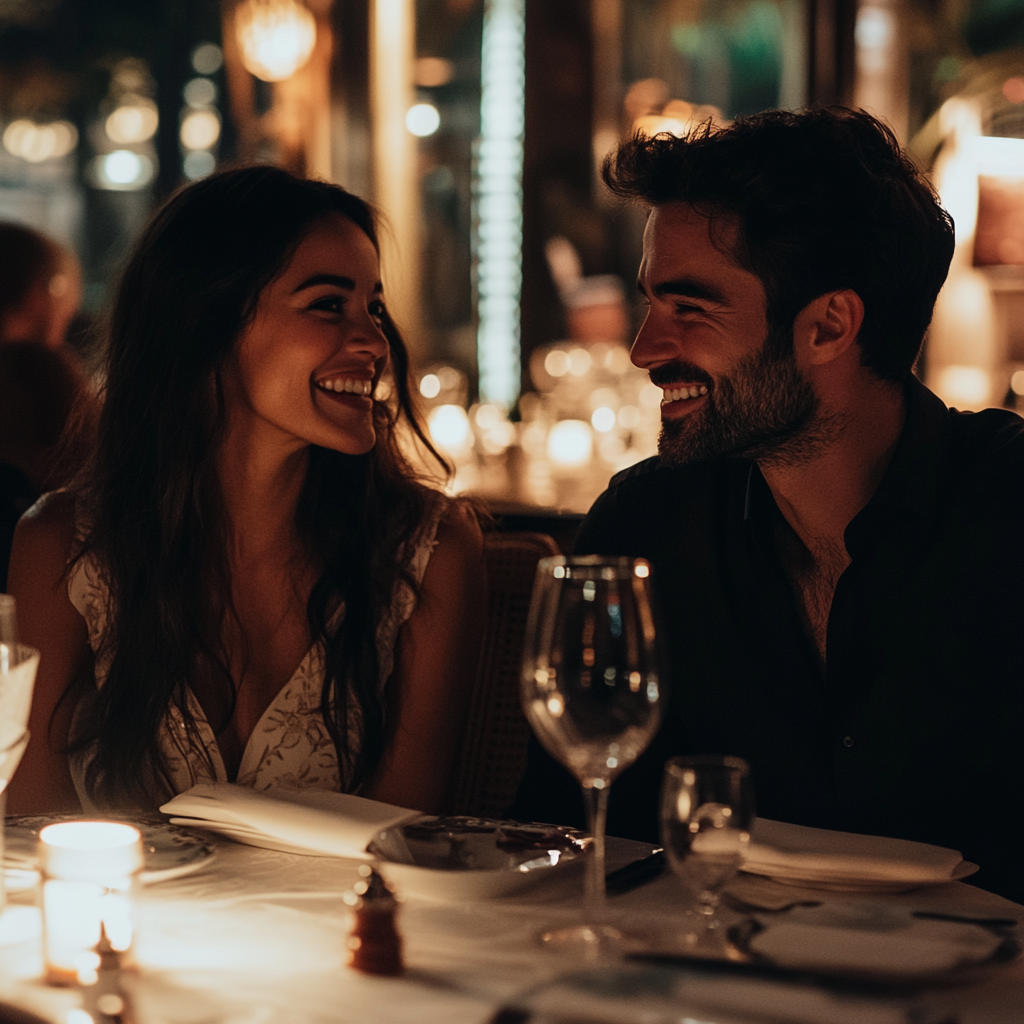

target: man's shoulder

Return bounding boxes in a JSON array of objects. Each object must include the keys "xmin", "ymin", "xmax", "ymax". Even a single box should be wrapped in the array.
[
  {"xmin": 947, "ymin": 405, "xmax": 1024, "ymax": 481},
  {"xmin": 578, "ymin": 455, "xmax": 738, "ymax": 554}
]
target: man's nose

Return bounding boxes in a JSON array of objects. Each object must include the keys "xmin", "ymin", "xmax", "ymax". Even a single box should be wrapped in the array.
[{"xmin": 630, "ymin": 309, "xmax": 677, "ymax": 370}]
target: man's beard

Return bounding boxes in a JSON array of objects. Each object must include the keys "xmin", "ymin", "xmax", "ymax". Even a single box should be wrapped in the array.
[{"xmin": 653, "ymin": 325, "xmax": 841, "ymax": 468}]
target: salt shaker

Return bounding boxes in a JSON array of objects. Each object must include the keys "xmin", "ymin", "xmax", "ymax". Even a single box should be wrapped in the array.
[{"xmin": 343, "ymin": 864, "xmax": 403, "ymax": 975}]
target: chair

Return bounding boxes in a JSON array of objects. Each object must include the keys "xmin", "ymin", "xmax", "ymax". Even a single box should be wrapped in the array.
[{"xmin": 447, "ymin": 530, "xmax": 560, "ymax": 818}]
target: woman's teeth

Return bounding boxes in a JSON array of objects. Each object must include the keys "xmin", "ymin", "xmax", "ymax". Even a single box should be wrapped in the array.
[
  {"xmin": 661, "ymin": 384, "xmax": 708, "ymax": 405},
  {"xmin": 318, "ymin": 378, "xmax": 372, "ymax": 396}
]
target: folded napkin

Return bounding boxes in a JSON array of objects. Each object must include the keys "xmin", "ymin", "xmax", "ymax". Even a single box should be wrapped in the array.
[
  {"xmin": 749, "ymin": 911, "xmax": 1001, "ymax": 976},
  {"xmin": 743, "ymin": 818, "xmax": 974, "ymax": 890},
  {"xmin": 161, "ymin": 783, "xmax": 422, "ymax": 860}
]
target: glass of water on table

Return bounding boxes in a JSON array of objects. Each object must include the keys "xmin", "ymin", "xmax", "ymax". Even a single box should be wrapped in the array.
[
  {"xmin": 660, "ymin": 755, "xmax": 754, "ymax": 949},
  {"xmin": 521, "ymin": 555, "xmax": 665, "ymax": 956}
]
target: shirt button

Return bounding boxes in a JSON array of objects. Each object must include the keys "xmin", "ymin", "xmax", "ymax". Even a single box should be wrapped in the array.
[{"xmin": 843, "ymin": 735, "xmax": 855, "ymax": 749}]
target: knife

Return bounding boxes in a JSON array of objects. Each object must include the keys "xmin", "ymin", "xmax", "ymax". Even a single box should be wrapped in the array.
[{"xmin": 605, "ymin": 848, "xmax": 667, "ymax": 895}]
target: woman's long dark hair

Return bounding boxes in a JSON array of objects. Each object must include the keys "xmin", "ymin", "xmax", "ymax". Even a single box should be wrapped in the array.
[{"xmin": 70, "ymin": 166, "xmax": 447, "ymax": 808}]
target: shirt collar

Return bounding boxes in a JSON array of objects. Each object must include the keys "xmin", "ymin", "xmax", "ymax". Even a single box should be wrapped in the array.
[{"xmin": 742, "ymin": 376, "xmax": 951, "ymax": 547}]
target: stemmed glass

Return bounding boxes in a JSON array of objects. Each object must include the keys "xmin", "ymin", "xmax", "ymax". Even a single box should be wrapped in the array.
[
  {"xmin": 0, "ymin": 595, "xmax": 39, "ymax": 916},
  {"xmin": 521, "ymin": 555, "xmax": 665, "ymax": 954},
  {"xmin": 660, "ymin": 755, "xmax": 754, "ymax": 950}
]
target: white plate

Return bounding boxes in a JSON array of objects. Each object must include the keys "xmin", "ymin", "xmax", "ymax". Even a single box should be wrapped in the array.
[
  {"xmin": 740, "ymin": 859, "xmax": 979, "ymax": 893},
  {"xmin": 4, "ymin": 815, "xmax": 216, "ymax": 884},
  {"xmin": 367, "ymin": 816, "xmax": 591, "ymax": 901}
]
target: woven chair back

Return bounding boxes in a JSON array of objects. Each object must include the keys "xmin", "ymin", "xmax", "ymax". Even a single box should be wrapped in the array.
[{"xmin": 447, "ymin": 530, "xmax": 560, "ymax": 818}]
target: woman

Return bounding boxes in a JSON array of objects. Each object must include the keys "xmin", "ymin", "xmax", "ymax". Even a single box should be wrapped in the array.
[{"xmin": 7, "ymin": 167, "xmax": 484, "ymax": 815}]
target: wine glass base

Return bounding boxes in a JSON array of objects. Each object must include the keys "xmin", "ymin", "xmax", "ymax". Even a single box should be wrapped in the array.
[{"xmin": 539, "ymin": 923, "xmax": 624, "ymax": 960}]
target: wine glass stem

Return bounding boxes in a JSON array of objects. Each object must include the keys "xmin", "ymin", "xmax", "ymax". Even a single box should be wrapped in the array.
[{"xmin": 581, "ymin": 782, "xmax": 610, "ymax": 928}]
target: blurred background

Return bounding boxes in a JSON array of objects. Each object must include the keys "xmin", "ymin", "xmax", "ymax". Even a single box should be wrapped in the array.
[{"xmin": 1, "ymin": 0, "xmax": 1022, "ymax": 515}]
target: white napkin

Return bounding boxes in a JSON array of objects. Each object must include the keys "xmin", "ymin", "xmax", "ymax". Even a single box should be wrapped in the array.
[
  {"xmin": 161, "ymin": 783, "xmax": 422, "ymax": 860},
  {"xmin": 749, "ymin": 914, "xmax": 1001, "ymax": 976},
  {"xmin": 743, "ymin": 818, "xmax": 973, "ymax": 890}
]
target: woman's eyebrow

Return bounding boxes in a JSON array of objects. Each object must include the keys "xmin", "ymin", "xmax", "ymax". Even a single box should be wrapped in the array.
[{"xmin": 292, "ymin": 273, "xmax": 360, "ymax": 293}]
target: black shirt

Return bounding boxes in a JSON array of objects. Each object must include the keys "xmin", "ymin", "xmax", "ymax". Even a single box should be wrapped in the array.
[{"xmin": 510, "ymin": 379, "xmax": 1024, "ymax": 904}]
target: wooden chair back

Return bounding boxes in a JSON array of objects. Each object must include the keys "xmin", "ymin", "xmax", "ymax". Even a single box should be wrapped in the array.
[{"xmin": 446, "ymin": 530, "xmax": 560, "ymax": 818}]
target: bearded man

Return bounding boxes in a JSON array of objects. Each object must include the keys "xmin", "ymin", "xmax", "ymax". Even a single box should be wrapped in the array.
[{"xmin": 510, "ymin": 108, "xmax": 1024, "ymax": 904}]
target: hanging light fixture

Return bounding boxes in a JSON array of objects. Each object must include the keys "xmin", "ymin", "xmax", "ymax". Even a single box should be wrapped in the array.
[{"xmin": 235, "ymin": 0, "xmax": 317, "ymax": 83}]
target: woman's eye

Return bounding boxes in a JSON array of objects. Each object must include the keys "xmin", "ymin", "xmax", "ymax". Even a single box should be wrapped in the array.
[
  {"xmin": 311, "ymin": 295, "xmax": 345, "ymax": 314},
  {"xmin": 369, "ymin": 301, "xmax": 385, "ymax": 322}
]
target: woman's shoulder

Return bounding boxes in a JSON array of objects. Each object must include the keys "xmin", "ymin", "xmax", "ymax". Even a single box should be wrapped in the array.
[
  {"xmin": 432, "ymin": 494, "xmax": 484, "ymax": 555},
  {"xmin": 14, "ymin": 489, "xmax": 78, "ymax": 555}
]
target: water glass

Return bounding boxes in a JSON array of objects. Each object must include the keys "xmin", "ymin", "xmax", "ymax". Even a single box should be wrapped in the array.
[{"xmin": 660, "ymin": 755, "xmax": 754, "ymax": 936}]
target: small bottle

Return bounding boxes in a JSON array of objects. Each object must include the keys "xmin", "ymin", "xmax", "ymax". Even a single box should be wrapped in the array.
[{"xmin": 343, "ymin": 864, "xmax": 403, "ymax": 976}]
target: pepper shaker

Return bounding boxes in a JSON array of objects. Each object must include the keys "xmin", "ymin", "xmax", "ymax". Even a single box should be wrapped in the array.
[{"xmin": 343, "ymin": 864, "xmax": 403, "ymax": 975}]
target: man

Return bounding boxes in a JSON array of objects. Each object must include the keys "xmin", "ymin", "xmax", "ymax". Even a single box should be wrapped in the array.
[{"xmin": 511, "ymin": 108, "xmax": 1024, "ymax": 904}]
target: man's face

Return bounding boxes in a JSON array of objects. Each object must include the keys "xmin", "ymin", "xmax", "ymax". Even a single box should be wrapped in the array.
[{"xmin": 633, "ymin": 203, "xmax": 820, "ymax": 467}]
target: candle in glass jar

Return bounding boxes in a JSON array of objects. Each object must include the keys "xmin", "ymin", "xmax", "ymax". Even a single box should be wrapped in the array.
[{"xmin": 38, "ymin": 822, "xmax": 143, "ymax": 986}]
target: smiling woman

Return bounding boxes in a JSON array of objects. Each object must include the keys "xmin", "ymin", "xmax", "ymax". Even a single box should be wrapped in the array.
[{"xmin": 6, "ymin": 167, "xmax": 485, "ymax": 816}]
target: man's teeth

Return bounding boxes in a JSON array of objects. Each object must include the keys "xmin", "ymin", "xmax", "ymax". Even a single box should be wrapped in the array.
[
  {"xmin": 318, "ymin": 378, "xmax": 372, "ymax": 396},
  {"xmin": 661, "ymin": 384, "xmax": 709, "ymax": 404}
]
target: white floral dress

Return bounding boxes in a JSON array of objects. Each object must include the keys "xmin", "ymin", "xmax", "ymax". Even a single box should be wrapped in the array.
[{"xmin": 66, "ymin": 501, "xmax": 444, "ymax": 809}]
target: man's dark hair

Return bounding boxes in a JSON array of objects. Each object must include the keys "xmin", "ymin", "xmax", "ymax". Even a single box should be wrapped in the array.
[{"xmin": 603, "ymin": 108, "xmax": 955, "ymax": 382}]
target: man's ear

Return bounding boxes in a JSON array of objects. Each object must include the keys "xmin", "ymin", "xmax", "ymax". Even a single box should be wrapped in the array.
[{"xmin": 793, "ymin": 289, "xmax": 864, "ymax": 367}]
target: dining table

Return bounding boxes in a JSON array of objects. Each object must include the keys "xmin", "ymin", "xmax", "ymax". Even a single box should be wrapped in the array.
[{"xmin": 1, "ymin": 821, "xmax": 1022, "ymax": 1024}]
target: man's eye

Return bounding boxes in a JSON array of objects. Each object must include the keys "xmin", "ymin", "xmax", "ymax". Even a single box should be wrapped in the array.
[{"xmin": 674, "ymin": 302, "xmax": 705, "ymax": 315}]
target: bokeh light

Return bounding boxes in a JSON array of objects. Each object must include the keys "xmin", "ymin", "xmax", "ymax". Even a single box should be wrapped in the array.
[
  {"xmin": 105, "ymin": 100, "xmax": 158, "ymax": 144},
  {"xmin": 93, "ymin": 150, "xmax": 154, "ymax": 190},
  {"xmin": 183, "ymin": 78, "xmax": 218, "ymax": 108},
  {"xmin": 236, "ymin": 0, "xmax": 317, "ymax": 83},
  {"xmin": 180, "ymin": 110, "xmax": 221, "ymax": 150},
  {"xmin": 192, "ymin": 42, "xmax": 224, "ymax": 76},
  {"xmin": 406, "ymin": 103, "xmax": 441, "ymax": 137},
  {"xmin": 547, "ymin": 420, "xmax": 593, "ymax": 467},
  {"xmin": 3, "ymin": 120, "xmax": 78, "ymax": 162},
  {"xmin": 419, "ymin": 373, "xmax": 441, "ymax": 399},
  {"xmin": 428, "ymin": 404, "xmax": 473, "ymax": 458}
]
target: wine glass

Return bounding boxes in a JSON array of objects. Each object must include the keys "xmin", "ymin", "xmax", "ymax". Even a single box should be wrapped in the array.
[
  {"xmin": 521, "ymin": 555, "xmax": 665, "ymax": 955},
  {"xmin": 0, "ymin": 595, "xmax": 39, "ymax": 916},
  {"xmin": 660, "ymin": 755, "xmax": 754, "ymax": 949}
]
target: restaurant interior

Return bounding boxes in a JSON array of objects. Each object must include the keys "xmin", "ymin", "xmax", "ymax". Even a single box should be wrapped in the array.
[{"xmin": 0, "ymin": 1, "xmax": 1023, "ymax": 1023}]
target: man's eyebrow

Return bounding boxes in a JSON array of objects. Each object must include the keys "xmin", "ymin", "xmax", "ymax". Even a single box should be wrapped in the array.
[
  {"xmin": 647, "ymin": 278, "xmax": 728, "ymax": 304},
  {"xmin": 292, "ymin": 274, "xmax": 383, "ymax": 294}
]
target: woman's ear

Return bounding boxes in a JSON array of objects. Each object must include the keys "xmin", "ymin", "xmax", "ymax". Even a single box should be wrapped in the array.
[{"xmin": 793, "ymin": 289, "xmax": 865, "ymax": 368}]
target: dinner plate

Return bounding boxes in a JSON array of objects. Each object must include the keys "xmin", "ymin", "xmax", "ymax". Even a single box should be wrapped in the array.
[
  {"xmin": 367, "ymin": 816, "xmax": 591, "ymax": 901},
  {"xmin": 4, "ymin": 814, "xmax": 216, "ymax": 885}
]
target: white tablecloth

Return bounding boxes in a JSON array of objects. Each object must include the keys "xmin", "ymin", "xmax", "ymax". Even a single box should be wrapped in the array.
[{"xmin": 1, "ymin": 834, "xmax": 1022, "ymax": 1024}]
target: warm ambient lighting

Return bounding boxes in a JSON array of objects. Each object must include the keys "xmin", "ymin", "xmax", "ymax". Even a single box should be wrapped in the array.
[
  {"xmin": 105, "ymin": 99, "xmax": 158, "ymax": 145},
  {"xmin": 547, "ymin": 420, "xmax": 593, "ymax": 467},
  {"xmin": 180, "ymin": 109, "xmax": 221, "ymax": 150},
  {"xmin": 3, "ymin": 120, "xmax": 77, "ymax": 162},
  {"xmin": 236, "ymin": 0, "xmax": 317, "ymax": 83},
  {"xmin": 474, "ymin": 0, "xmax": 526, "ymax": 407},
  {"xmin": 39, "ymin": 822, "xmax": 143, "ymax": 986},
  {"xmin": 427, "ymin": 404, "xmax": 473, "ymax": 458}
]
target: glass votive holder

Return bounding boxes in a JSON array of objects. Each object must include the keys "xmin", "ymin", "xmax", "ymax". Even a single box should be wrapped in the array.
[{"xmin": 38, "ymin": 821, "xmax": 143, "ymax": 986}]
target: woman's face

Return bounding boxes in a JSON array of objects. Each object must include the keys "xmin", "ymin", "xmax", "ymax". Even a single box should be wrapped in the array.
[{"xmin": 223, "ymin": 213, "xmax": 390, "ymax": 457}]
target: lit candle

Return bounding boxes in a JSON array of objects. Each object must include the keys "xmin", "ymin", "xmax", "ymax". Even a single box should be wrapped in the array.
[{"xmin": 38, "ymin": 822, "xmax": 142, "ymax": 986}]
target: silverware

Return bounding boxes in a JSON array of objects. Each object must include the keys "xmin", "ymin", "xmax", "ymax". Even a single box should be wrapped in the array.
[{"xmin": 605, "ymin": 848, "xmax": 666, "ymax": 895}]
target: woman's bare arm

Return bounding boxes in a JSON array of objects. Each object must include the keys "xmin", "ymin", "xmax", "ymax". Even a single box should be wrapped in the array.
[
  {"xmin": 6, "ymin": 492, "xmax": 89, "ymax": 813},
  {"xmin": 363, "ymin": 502, "xmax": 486, "ymax": 813}
]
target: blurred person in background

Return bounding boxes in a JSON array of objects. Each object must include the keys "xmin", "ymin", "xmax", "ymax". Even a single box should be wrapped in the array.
[
  {"xmin": 7, "ymin": 167, "xmax": 484, "ymax": 818},
  {"xmin": 0, "ymin": 222, "xmax": 82, "ymax": 350},
  {"xmin": 0, "ymin": 342, "xmax": 92, "ymax": 590}
]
